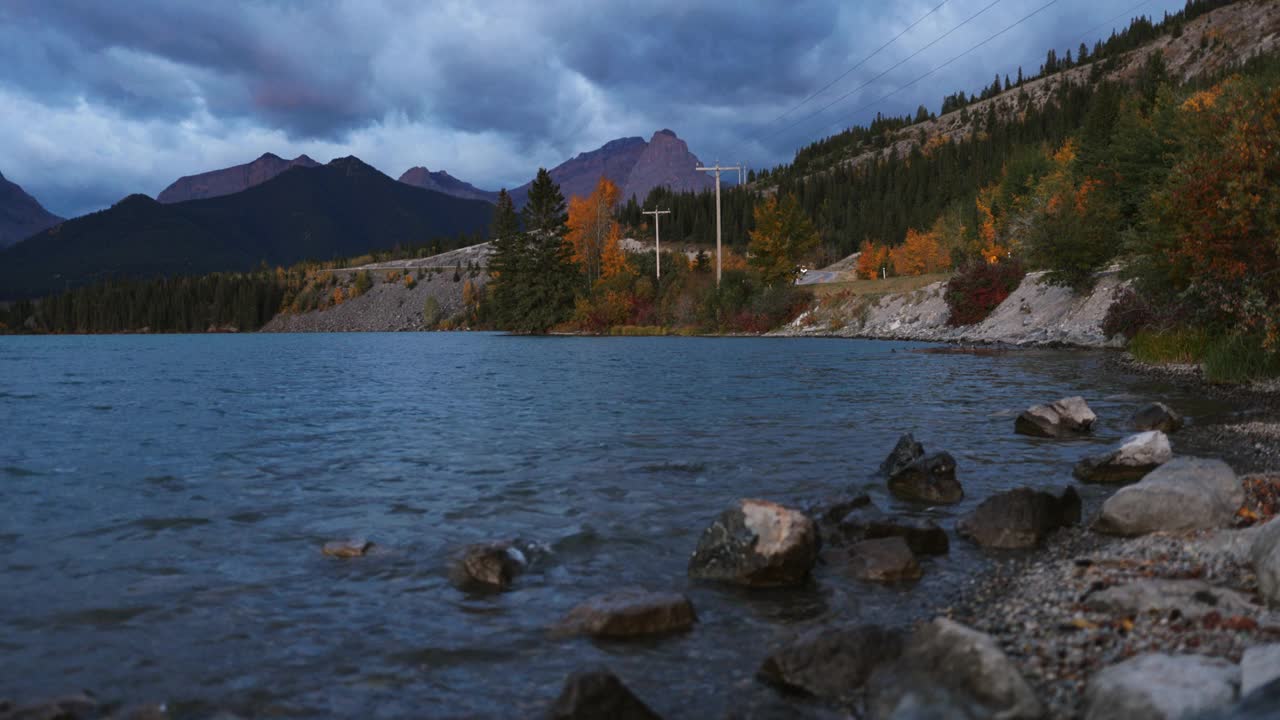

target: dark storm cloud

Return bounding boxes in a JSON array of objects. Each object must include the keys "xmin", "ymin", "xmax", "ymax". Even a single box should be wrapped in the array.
[{"xmin": 0, "ymin": 0, "xmax": 1190, "ymax": 217}]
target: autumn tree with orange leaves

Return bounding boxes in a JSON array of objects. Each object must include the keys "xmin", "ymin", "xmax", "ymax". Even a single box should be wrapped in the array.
[
  {"xmin": 568, "ymin": 177, "xmax": 628, "ymax": 285},
  {"xmin": 889, "ymin": 228, "xmax": 951, "ymax": 277},
  {"xmin": 748, "ymin": 193, "xmax": 819, "ymax": 286}
]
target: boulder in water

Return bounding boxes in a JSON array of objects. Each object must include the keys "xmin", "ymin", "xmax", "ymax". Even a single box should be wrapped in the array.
[
  {"xmin": 450, "ymin": 540, "xmax": 538, "ymax": 591},
  {"xmin": 546, "ymin": 668, "xmax": 662, "ymax": 720},
  {"xmin": 1074, "ymin": 431, "xmax": 1172, "ymax": 484},
  {"xmin": 555, "ymin": 589, "xmax": 695, "ymax": 639},
  {"xmin": 688, "ymin": 499, "xmax": 818, "ymax": 587},
  {"xmin": 848, "ymin": 536, "xmax": 921, "ymax": 582},
  {"xmin": 1015, "ymin": 396, "xmax": 1096, "ymax": 438},
  {"xmin": 956, "ymin": 486, "xmax": 1080, "ymax": 549},
  {"xmin": 757, "ymin": 624, "xmax": 904, "ymax": 701},
  {"xmin": 1131, "ymin": 401, "xmax": 1184, "ymax": 433},
  {"xmin": 322, "ymin": 538, "xmax": 374, "ymax": 558},
  {"xmin": 830, "ymin": 503, "xmax": 949, "ymax": 555}
]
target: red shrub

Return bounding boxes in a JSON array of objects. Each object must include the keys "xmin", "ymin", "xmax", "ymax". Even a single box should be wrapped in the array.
[{"xmin": 944, "ymin": 259, "xmax": 1026, "ymax": 326}]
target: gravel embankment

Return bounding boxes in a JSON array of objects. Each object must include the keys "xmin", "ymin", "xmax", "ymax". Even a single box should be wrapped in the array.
[{"xmin": 261, "ymin": 273, "xmax": 484, "ymax": 333}]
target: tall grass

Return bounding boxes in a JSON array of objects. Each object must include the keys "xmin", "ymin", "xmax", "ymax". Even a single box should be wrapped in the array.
[{"xmin": 1129, "ymin": 329, "xmax": 1280, "ymax": 383}]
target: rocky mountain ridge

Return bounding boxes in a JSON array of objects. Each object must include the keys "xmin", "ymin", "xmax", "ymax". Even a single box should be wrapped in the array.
[
  {"xmin": 0, "ymin": 171, "xmax": 63, "ymax": 248},
  {"xmin": 156, "ymin": 152, "xmax": 320, "ymax": 203}
]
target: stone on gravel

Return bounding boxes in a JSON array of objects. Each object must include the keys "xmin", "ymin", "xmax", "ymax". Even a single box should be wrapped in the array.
[
  {"xmin": 1240, "ymin": 644, "xmax": 1280, "ymax": 697},
  {"xmin": 956, "ymin": 486, "xmax": 1080, "ymax": 549},
  {"xmin": 1083, "ymin": 578, "xmax": 1255, "ymax": 620},
  {"xmin": 757, "ymin": 624, "xmax": 904, "ymax": 701},
  {"xmin": 1132, "ymin": 402, "xmax": 1184, "ymax": 433},
  {"xmin": 555, "ymin": 589, "xmax": 695, "ymax": 639},
  {"xmin": 688, "ymin": 499, "xmax": 818, "ymax": 587},
  {"xmin": 546, "ymin": 668, "xmax": 661, "ymax": 720},
  {"xmin": 848, "ymin": 537, "xmax": 922, "ymax": 582},
  {"xmin": 1015, "ymin": 396, "xmax": 1097, "ymax": 438},
  {"xmin": 1083, "ymin": 653, "xmax": 1239, "ymax": 720},
  {"xmin": 868, "ymin": 618, "xmax": 1042, "ymax": 720},
  {"xmin": 1250, "ymin": 518, "xmax": 1280, "ymax": 608},
  {"xmin": 1094, "ymin": 457, "xmax": 1244, "ymax": 537},
  {"xmin": 449, "ymin": 540, "xmax": 534, "ymax": 591},
  {"xmin": 322, "ymin": 538, "xmax": 374, "ymax": 558},
  {"xmin": 827, "ymin": 503, "xmax": 949, "ymax": 555},
  {"xmin": 1074, "ymin": 431, "xmax": 1173, "ymax": 484}
]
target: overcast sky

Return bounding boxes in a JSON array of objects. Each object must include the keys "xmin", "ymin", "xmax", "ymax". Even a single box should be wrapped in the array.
[{"xmin": 0, "ymin": 0, "xmax": 1188, "ymax": 218}]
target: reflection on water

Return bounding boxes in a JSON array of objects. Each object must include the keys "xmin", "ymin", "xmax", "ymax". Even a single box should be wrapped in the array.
[{"xmin": 0, "ymin": 333, "xmax": 1237, "ymax": 717}]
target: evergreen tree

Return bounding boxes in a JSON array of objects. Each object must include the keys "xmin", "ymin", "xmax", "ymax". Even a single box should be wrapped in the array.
[
  {"xmin": 506, "ymin": 168, "xmax": 578, "ymax": 332},
  {"xmin": 482, "ymin": 189, "xmax": 523, "ymax": 327}
]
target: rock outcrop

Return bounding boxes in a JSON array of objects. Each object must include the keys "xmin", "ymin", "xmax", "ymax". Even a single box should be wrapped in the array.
[
  {"xmin": 555, "ymin": 589, "xmax": 695, "ymax": 639},
  {"xmin": 957, "ymin": 486, "xmax": 1081, "ymax": 549},
  {"xmin": 1094, "ymin": 457, "xmax": 1243, "ymax": 537},
  {"xmin": 867, "ymin": 618, "xmax": 1043, "ymax": 720},
  {"xmin": 1074, "ymin": 431, "xmax": 1173, "ymax": 483},
  {"xmin": 546, "ymin": 668, "xmax": 661, "ymax": 720},
  {"xmin": 157, "ymin": 152, "xmax": 320, "ymax": 203},
  {"xmin": 1083, "ymin": 653, "xmax": 1239, "ymax": 720},
  {"xmin": 879, "ymin": 434, "xmax": 963, "ymax": 504},
  {"xmin": 688, "ymin": 499, "xmax": 818, "ymax": 587},
  {"xmin": 1131, "ymin": 402, "xmax": 1184, "ymax": 433},
  {"xmin": 757, "ymin": 624, "xmax": 904, "ymax": 701},
  {"xmin": 1015, "ymin": 396, "xmax": 1097, "ymax": 438}
]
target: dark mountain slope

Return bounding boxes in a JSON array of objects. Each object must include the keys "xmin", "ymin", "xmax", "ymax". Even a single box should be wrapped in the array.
[
  {"xmin": 0, "ymin": 171, "xmax": 63, "ymax": 248},
  {"xmin": 0, "ymin": 157, "xmax": 493, "ymax": 300},
  {"xmin": 157, "ymin": 153, "xmax": 320, "ymax": 203}
]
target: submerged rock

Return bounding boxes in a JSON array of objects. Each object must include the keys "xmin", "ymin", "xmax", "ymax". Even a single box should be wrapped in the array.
[
  {"xmin": 757, "ymin": 624, "xmax": 904, "ymax": 701},
  {"xmin": 1131, "ymin": 402, "xmax": 1184, "ymax": 433},
  {"xmin": 1094, "ymin": 457, "xmax": 1243, "ymax": 537},
  {"xmin": 450, "ymin": 539, "xmax": 539, "ymax": 591},
  {"xmin": 830, "ymin": 503, "xmax": 949, "ymax": 556},
  {"xmin": 546, "ymin": 668, "xmax": 661, "ymax": 720},
  {"xmin": 956, "ymin": 486, "xmax": 1080, "ymax": 549},
  {"xmin": 555, "ymin": 589, "xmax": 695, "ymax": 639},
  {"xmin": 322, "ymin": 538, "xmax": 374, "ymax": 558},
  {"xmin": 848, "ymin": 537, "xmax": 922, "ymax": 582},
  {"xmin": 1015, "ymin": 396, "xmax": 1097, "ymax": 438},
  {"xmin": 0, "ymin": 693, "xmax": 99, "ymax": 720},
  {"xmin": 1074, "ymin": 431, "xmax": 1173, "ymax": 484},
  {"xmin": 1083, "ymin": 653, "xmax": 1239, "ymax": 720},
  {"xmin": 1083, "ymin": 578, "xmax": 1255, "ymax": 620},
  {"xmin": 688, "ymin": 499, "xmax": 818, "ymax": 587},
  {"xmin": 1251, "ymin": 518, "xmax": 1280, "ymax": 608},
  {"xmin": 868, "ymin": 618, "xmax": 1042, "ymax": 720}
]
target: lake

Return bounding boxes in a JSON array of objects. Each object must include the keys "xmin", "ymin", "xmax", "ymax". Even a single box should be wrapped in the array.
[{"xmin": 0, "ymin": 333, "xmax": 1238, "ymax": 718}]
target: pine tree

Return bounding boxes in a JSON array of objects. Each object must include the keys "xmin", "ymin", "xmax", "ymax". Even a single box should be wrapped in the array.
[
  {"xmin": 506, "ymin": 168, "xmax": 578, "ymax": 332},
  {"xmin": 482, "ymin": 188, "xmax": 523, "ymax": 327}
]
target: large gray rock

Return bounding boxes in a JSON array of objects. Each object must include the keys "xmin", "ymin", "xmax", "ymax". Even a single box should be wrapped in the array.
[
  {"xmin": 868, "ymin": 618, "xmax": 1043, "ymax": 720},
  {"xmin": 1074, "ymin": 431, "xmax": 1173, "ymax": 484},
  {"xmin": 757, "ymin": 624, "xmax": 904, "ymax": 701},
  {"xmin": 1240, "ymin": 644, "xmax": 1280, "ymax": 697},
  {"xmin": 826, "ymin": 503, "xmax": 949, "ymax": 555},
  {"xmin": 546, "ymin": 668, "xmax": 661, "ymax": 720},
  {"xmin": 1093, "ymin": 457, "xmax": 1243, "ymax": 537},
  {"xmin": 1015, "ymin": 396, "xmax": 1097, "ymax": 438},
  {"xmin": 1251, "ymin": 518, "xmax": 1280, "ymax": 608},
  {"xmin": 1083, "ymin": 653, "xmax": 1239, "ymax": 720},
  {"xmin": 555, "ymin": 589, "xmax": 695, "ymax": 639},
  {"xmin": 1199, "ymin": 677, "xmax": 1280, "ymax": 720},
  {"xmin": 688, "ymin": 499, "xmax": 818, "ymax": 587},
  {"xmin": 848, "ymin": 537, "xmax": 922, "ymax": 583},
  {"xmin": 1131, "ymin": 402, "xmax": 1184, "ymax": 433},
  {"xmin": 1084, "ymin": 579, "xmax": 1255, "ymax": 620},
  {"xmin": 956, "ymin": 486, "xmax": 1080, "ymax": 549},
  {"xmin": 879, "ymin": 434, "xmax": 964, "ymax": 504}
]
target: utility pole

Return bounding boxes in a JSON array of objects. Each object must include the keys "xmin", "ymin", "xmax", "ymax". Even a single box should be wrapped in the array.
[
  {"xmin": 642, "ymin": 209, "xmax": 671, "ymax": 280},
  {"xmin": 695, "ymin": 162, "xmax": 740, "ymax": 286}
]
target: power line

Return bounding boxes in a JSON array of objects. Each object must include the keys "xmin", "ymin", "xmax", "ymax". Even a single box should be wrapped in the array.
[
  {"xmin": 818, "ymin": 0, "xmax": 1060, "ymax": 137},
  {"xmin": 766, "ymin": 0, "xmax": 951, "ymax": 128},
  {"xmin": 762, "ymin": 0, "xmax": 1005, "ymax": 143},
  {"xmin": 1075, "ymin": 0, "xmax": 1153, "ymax": 47}
]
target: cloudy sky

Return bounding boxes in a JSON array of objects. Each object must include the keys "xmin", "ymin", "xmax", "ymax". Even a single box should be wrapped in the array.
[{"xmin": 0, "ymin": 0, "xmax": 1186, "ymax": 218}]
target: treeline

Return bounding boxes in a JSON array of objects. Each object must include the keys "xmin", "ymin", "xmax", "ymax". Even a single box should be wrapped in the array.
[{"xmin": 0, "ymin": 232, "xmax": 480, "ymax": 334}]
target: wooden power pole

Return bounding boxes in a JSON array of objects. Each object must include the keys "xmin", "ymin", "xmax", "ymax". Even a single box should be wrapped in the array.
[
  {"xmin": 642, "ymin": 209, "xmax": 671, "ymax": 279},
  {"xmin": 695, "ymin": 162, "xmax": 740, "ymax": 286}
]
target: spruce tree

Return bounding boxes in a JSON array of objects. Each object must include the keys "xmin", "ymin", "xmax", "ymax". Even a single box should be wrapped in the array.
[{"xmin": 502, "ymin": 169, "xmax": 577, "ymax": 333}]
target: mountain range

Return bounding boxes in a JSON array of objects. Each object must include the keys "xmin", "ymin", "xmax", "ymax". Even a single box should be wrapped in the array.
[
  {"xmin": 397, "ymin": 167, "xmax": 501, "ymax": 203},
  {"xmin": 156, "ymin": 153, "xmax": 320, "ymax": 203},
  {"xmin": 0, "ymin": 171, "xmax": 63, "ymax": 249},
  {"xmin": 0, "ymin": 157, "xmax": 493, "ymax": 300}
]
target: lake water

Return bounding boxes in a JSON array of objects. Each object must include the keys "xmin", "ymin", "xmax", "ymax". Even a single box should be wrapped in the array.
[{"xmin": 0, "ymin": 334, "xmax": 1242, "ymax": 718}]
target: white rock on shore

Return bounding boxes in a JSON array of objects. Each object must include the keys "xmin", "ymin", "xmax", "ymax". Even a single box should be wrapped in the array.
[
  {"xmin": 1084, "ymin": 653, "xmax": 1239, "ymax": 720},
  {"xmin": 1251, "ymin": 518, "xmax": 1280, "ymax": 608},
  {"xmin": 1074, "ymin": 431, "xmax": 1173, "ymax": 483},
  {"xmin": 1093, "ymin": 457, "xmax": 1243, "ymax": 537}
]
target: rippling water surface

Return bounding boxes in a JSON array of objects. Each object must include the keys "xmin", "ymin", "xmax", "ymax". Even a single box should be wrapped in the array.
[{"xmin": 0, "ymin": 334, "xmax": 1240, "ymax": 717}]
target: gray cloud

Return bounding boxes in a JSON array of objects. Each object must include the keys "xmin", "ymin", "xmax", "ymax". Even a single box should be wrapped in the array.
[{"xmin": 0, "ymin": 0, "xmax": 1188, "ymax": 218}]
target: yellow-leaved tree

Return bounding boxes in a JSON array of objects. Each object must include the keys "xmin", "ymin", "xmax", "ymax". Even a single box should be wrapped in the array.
[
  {"xmin": 567, "ymin": 177, "xmax": 626, "ymax": 285},
  {"xmin": 747, "ymin": 193, "xmax": 819, "ymax": 286}
]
